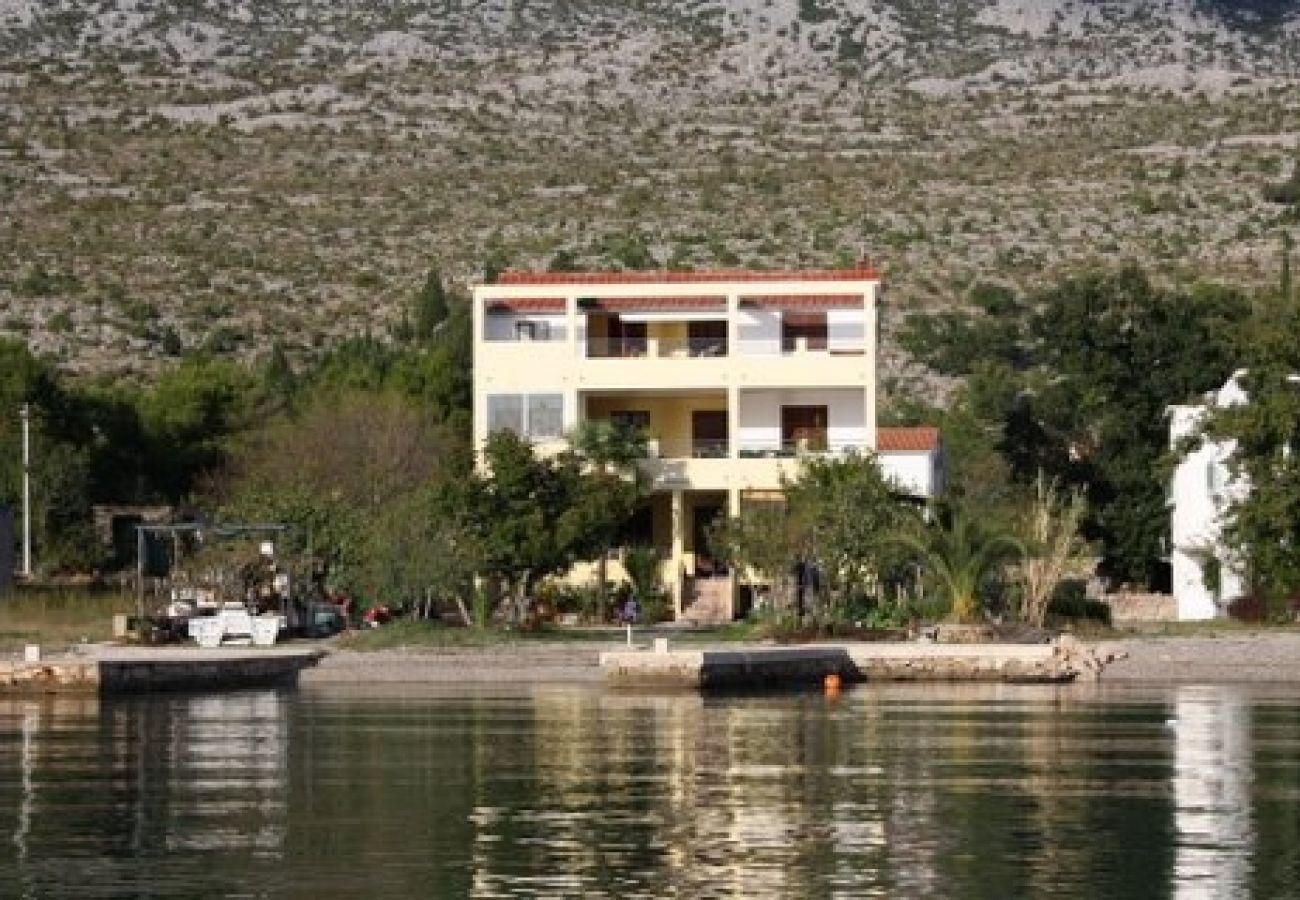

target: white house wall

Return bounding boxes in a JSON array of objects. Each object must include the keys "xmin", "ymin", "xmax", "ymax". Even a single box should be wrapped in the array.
[
  {"xmin": 736, "ymin": 308, "xmax": 781, "ymax": 354},
  {"xmin": 1168, "ymin": 371, "xmax": 1250, "ymax": 621},
  {"xmin": 827, "ymin": 309, "xmax": 866, "ymax": 351},
  {"xmin": 879, "ymin": 452, "xmax": 935, "ymax": 498},
  {"xmin": 737, "ymin": 388, "xmax": 867, "ymax": 451}
]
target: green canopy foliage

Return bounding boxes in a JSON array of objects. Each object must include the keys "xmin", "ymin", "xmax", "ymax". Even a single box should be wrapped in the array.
[
  {"xmin": 1205, "ymin": 292, "xmax": 1300, "ymax": 613},
  {"xmin": 215, "ymin": 390, "xmax": 469, "ymax": 605},
  {"xmin": 901, "ymin": 265, "xmax": 1246, "ymax": 587},
  {"xmin": 458, "ymin": 429, "xmax": 643, "ymax": 622}
]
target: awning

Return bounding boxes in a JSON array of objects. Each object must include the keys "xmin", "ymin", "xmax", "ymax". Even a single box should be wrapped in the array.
[
  {"xmin": 740, "ymin": 294, "xmax": 865, "ymax": 310},
  {"xmin": 485, "ymin": 298, "xmax": 567, "ymax": 313}
]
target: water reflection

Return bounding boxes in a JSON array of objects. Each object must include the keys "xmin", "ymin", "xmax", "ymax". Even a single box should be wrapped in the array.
[
  {"xmin": 1, "ymin": 683, "xmax": 1299, "ymax": 898},
  {"xmin": 0, "ymin": 691, "xmax": 291, "ymax": 898},
  {"xmin": 1173, "ymin": 686, "xmax": 1252, "ymax": 900}
]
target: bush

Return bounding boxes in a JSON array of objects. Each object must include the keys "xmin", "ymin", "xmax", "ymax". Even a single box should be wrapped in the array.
[
  {"xmin": 1046, "ymin": 581, "xmax": 1112, "ymax": 627},
  {"xmin": 1227, "ymin": 592, "xmax": 1300, "ymax": 624}
]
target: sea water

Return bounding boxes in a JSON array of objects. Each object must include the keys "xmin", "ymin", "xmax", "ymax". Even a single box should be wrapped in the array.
[{"xmin": 0, "ymin": 682, "xmax": 1296, "ymax": 898}]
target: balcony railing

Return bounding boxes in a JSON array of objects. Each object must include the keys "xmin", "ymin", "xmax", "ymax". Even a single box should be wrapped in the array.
[
  {"xmin": 642, "ymin": 439, "xmax": 868, "ymax": 460},
  {"xmin": 587, "ymin": 337, "xmax": 728, "ymax": 359},
  {"xmin": 737, "ymin": 440, "xmax": 867, "ymax": 458},
  {"xmin": 648, "ymin": 438, "xmax": 730, "ymax": 459},
  {"xmin": 734, "ymin": 339, "xmax": 866, "ymax": 356}
]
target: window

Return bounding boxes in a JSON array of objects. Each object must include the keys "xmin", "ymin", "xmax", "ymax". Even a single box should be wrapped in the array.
[
  {"xmin": 527, "ymin": 394, "xmax": 564, "ymax": 439},
  {"xmin": 781, "ymin": 405, "xmax": 829, "ymax": 453},
  {"xmin": 782, "ymin": 312, "xmax": 828, "ymax": 352},
  {"xmin": 484, "ymin": 314, "xmax": 563, "ymax": 342},
  {"xmin": 486, "ymin": 395, "xmax": 524, "ymax": 435},
  {"xmin": 487, "ymin": 393, "xmax": 565, "ymax": 440},
  {"xmin": 514, "ymin": 319, "xmax": 551, "ymax": 341},
  {"xmin": 1207, "ymin": 461, "xmax": 1223, "ymax": 494}
]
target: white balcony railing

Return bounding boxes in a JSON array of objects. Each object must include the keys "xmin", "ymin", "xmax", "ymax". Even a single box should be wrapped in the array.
[
  {"xmin": 586, "ymin": 337, "xmax": 727, "ymax": 359},
  {"xmin": 644, "ymin": 438, "xmax": 868, "ymax": 460}
]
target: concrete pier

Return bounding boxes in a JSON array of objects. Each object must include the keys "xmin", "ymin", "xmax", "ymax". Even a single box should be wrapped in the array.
[
  {"xmin": 0, "ymin": 645, "xmax": 325, "ymax": 695},
  {"xmin": 601, "ymin": 640, "xmax": 1101, "ymax": 690}
]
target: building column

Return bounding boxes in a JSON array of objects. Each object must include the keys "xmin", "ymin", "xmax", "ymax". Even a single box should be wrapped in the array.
[
  {"xmin": 727, "ymin": 489, "xmax": 741, "ymax": 621},
  {"xmin": 865, "ymin": 285, "xmax": 878, "ymax": 449},
  {"xmin": 727, "ymin": 293, "xmax": 740, "ymax": 460},
  {"xmin": 565, "ymin": 388, "xmax": 581, "ymax": 433},
  {"xmin": 566, "ymin": 294, "xmax": 579, "ymax": 359},
  {"xmin": 727, "ymin": 385, "xmax": 740, "ymax": 460},
  {"xmin": 671, "ymin": 489, "xmax": 685, "ymax": 618}
]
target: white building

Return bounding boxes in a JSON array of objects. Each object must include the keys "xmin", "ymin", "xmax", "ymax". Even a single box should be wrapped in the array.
[{"xmin": 1168, "ymin": 373, "xmax": 1249, "ymax": 620}]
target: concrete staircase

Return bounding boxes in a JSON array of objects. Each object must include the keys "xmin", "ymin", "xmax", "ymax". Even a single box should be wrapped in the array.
[{"xmin": 680, "ymin": 576, "xmax": 733, "ymax": 625}]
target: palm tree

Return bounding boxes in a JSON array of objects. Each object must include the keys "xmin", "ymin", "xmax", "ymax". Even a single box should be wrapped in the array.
[{"xmin": 895, "ymin": 508, "xmax": 1023, "ymax": 623}]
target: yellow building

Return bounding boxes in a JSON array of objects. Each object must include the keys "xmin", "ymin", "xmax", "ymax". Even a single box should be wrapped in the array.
[{"xmin": 472, "ymin": 267, "xmax": 937, "ymax": 622}]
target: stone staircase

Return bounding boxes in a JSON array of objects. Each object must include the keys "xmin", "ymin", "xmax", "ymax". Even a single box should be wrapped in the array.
[{"xmin": 680, "ymin": 576, "xmax": 733, "ymax": 625}]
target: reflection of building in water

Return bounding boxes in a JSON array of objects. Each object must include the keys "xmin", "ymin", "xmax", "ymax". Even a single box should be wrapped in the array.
[
  {"xmin": 1173, "ymin": 685, "xmax": 1251, "ymax": 899},
  {"xmin": 467, "ymin": 689, "xmax": 947, "ymax": 897},
  {"xmin": 1, "ymin": 690, "xmax": 290, "ymax": 894},
  {"xmin": 154, "ymin": 691, "xmax": 291, "ymax": 853}
]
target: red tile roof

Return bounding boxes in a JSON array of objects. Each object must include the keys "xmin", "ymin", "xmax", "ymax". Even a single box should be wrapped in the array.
[
  {"xmin": 741, "ymin": 294, "xmax": 866, "ymax": 309},
  {"xmin": 877, "ymin": 427, "xmax": 941, "ymax": 453},
  {"xmin": 485, "ymin": 298, "xmax": 567, "ymax": 313},
  {"xmin": 494, "ymin": 267, "xmax": 881, "ymax": 285}
]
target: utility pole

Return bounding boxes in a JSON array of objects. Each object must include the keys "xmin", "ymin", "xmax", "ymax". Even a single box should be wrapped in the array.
[{"xmin": 20, "ymin": 403, "xmax": 31, "ymax": 578}]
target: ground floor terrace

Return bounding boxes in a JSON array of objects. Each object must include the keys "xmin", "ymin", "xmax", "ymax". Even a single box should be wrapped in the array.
[{"xmin": 609, "ymin": 488, "xmax": 779, "ymax": 624}]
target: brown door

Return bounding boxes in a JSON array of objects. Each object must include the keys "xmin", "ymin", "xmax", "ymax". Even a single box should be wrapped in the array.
[
  {"xmin": 692, "ymin": 502, "xmax": 726, "ymax": 575},
  {"xmin": 692, "ymin": 410, "xmax": 728, "ymax": 458},
  {"xmin": 687, "ymin": 320, "xmax": 727, "ymax": 356},
  {"xmin": 610, "ymin": 317, "xmax": 647, "ymax": 356},
  {"xmin": 781, "ymin": 405, "xmax": 828, "ymax": 453}
]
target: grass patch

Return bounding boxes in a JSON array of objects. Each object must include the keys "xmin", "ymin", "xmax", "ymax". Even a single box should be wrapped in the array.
[{"xmin": 0, "ymin": 589, "xmax": 126, "ymax": 653}]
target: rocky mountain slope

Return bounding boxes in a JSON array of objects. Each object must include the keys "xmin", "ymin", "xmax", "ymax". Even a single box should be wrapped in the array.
[{"xmin": 1, "ymin": 0, "xmax": 1298, "ymax": 388}]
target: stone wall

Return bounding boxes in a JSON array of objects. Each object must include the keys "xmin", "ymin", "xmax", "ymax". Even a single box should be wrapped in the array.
[{"xmin": 1104, "ymin": 592, "xmax": 1178, "ymax": 623}]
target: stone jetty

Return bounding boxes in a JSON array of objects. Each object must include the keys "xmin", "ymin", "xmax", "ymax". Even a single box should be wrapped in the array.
[
  {"xmin": 601, "ymin": 636, "xmax": 1120, "ymax": 690},
  {"xmin": 0, "ymin": 645, "xmax": 324, "ymax": 695}
]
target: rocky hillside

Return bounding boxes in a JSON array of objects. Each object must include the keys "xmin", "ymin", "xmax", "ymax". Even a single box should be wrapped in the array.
[{"xmin": 1, "ymin": 0, "xmax": 1298, "ymax": 388}]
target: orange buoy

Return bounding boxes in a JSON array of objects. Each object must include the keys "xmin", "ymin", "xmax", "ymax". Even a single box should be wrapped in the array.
[{"xmin": 823, "ymin": 673, "xmax": 842, "ymax": 692}]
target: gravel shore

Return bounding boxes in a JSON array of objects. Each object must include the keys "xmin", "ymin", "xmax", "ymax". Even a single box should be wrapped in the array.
[
  {"xmin": 300, "ymin": 632, "xmax": 1300, "ymax": 686},
  {"xmin": 1094, "ymin": 632, "xmax": 1300, "ymax": 683},
  {"xmin": 301, "ymin": 641, "xmax": 616, "ymax": 685}
]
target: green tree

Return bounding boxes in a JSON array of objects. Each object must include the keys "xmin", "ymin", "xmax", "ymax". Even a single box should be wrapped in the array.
[
  {"xmin": 137, "ymin": 355, "xmax": 259, "ymax": 500},
  {"xmin": 1205, "ymin": 292, "xmax": 1300, "ymax": 614},
  {"xmin": 710, "ymin": 499, "xmax": 806, "ymax": 616},
  {"xmin": 568, "ymin": 419, "xmax": 647, "ymax": 614},
  {"xmin": 463, "ymin": 429, "xmax": 643, "ymax": 624},
  {"xmin": 461, "ymin": 431, "xmax": 583, "ymax": 623},
  {"xmin": 216, "ymin": 390, "xmax": 460, "ymax": 605},
  {"xmin": 895, "ymin": 507, "xmax": 1022, "ymax": 623},
  {"xmin": 784, "ymin": 452, "xmax": 919, "ymax": 620},
  {"xmin": 902, "ymin": 267, "xmax": 1246, "ymax": 586},
  {"xmin": 412, "ymin": 267, "xmax": 450, "ymax": 342}
]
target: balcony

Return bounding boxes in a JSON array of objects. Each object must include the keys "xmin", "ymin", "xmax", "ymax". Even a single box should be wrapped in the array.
[
  {"xmin": 648, "ymin": 437, "xmax": 730, "ymax": 459},
  {"xmin": 736, "ymin": 439, "xmax": 867, "ymax": 459},
  {"xmin": 586, "ymin": 337, "xmax": 727, "ymax": 360}
]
